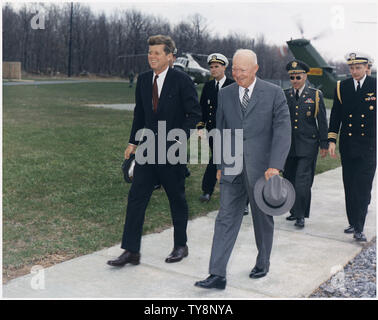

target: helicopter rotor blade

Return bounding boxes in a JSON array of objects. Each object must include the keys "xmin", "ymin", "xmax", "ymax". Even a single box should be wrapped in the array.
[
  {"xmin": 310, "ymin": 29, "xmax": 329, "ymax": 41},
  {"xmin": 296, "ymin": 18, "xmax": 305, "ymax": 38}
]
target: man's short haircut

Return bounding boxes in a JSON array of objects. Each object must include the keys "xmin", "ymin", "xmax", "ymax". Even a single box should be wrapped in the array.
[
  {"xmin": 233, "ymin": 49, "xmax": 258, "ymax": 65},
  {"xmin": 148, "ymin": 35, "xmax": 176, "ymax": 55}
]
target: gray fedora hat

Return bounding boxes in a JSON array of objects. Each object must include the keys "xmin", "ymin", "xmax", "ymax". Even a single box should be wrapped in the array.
[
  {"xmin": 121, "ymin": 154, "xmax": 136, "ymax": 183},
  {"xmin": 254, "ymin": 175, "xmax": 295, "ymax": 216}
]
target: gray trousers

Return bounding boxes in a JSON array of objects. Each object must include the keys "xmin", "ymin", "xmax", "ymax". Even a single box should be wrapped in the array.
[{"xmin": 209, "ymin": 170, "xmax": 274, "ymax": 277}]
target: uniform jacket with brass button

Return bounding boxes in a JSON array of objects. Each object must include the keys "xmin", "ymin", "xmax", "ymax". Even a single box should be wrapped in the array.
[
  {"xmin": 200, "ymin": 78, "xmax": 234, "ymax": 131},
  {"xmin": 328, "ymin": 76, "xmax": 376, "ymax": 158},
  {"xmin": 284, "ymin": 85, "xmax": 328, "ymax": 158}
]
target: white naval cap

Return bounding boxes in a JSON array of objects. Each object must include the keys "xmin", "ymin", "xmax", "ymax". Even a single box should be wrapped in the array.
[
  {"xmin": 345, "ymin": 52, "xmax": 370, "ymax": 65},
  {"xmin": 207, "ymin": 53, "xmax": 229, "ymax": 67}
]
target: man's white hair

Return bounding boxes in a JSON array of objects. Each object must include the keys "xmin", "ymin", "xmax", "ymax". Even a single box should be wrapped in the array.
[{"xmin": 233, "ymin": 49, "xmax": 258, "ymax": 65}]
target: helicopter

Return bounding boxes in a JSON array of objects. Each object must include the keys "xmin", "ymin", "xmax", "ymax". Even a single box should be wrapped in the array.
[
  {"xmin": 284, "ymin": 17, "xmax": 376, "ymax": 99},
  {"xmin": 173, "ymin": 53, "xmax": 210, "ymax": 84},
  {"xmin": 286, "ymin": 38, "xmax": 344, "ymax": 99},
  {"xmin": 118, "ymin": 51, "xmax": 211, "ymax": 84},
  {"xmin": 287, "ymin": 38, "xmax": 376, "ymax": 99}
]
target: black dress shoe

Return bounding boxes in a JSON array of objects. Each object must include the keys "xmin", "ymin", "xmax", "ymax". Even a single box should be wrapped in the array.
[
  {"xmin": 107, "ymin": 250, "xmax": 140, "ymax": 267},
  {"xmin": 354, "ymin": 232, "xmax": 367, "ymax": 242},
  {"xmin": 243, "ymin": 206, "xmax": 249, "ymax": 215},
  {"xmin": 199, "ymin": 194, "xmax": 211, "ymax": 202},
  {"xmin": 249, "ymin": 266, "xmax": 268, "ymax": 279},
  {"xmin": 165, "ymin": 245, "xmax": 188, "ymax": 263},
  {"xmin": 294, "ymin": 217, "xmax": 305, "ymax": 228},
  {"xmin": 344, "ymin": 225, "xmax": 355, "ymax": 234},
  {"xmin": 286, "ymin": 214, "xmax": 296, "ymax": 221},
  {"xmin": 185, "ymin": 167, "xmax": 191, "ymax": 178},
  {"xmin": 194, "ymin": 275, "xmax": 226, "ymax": 290}
]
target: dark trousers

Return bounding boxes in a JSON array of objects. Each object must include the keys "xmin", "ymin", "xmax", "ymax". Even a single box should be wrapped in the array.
[
  {"xmin": 201, "ymin": 136, "xmax": 218, "ymax": 195},
  {"xmin": 341, "ymin": 153, "xmax": 376, "ymax": 233},
  {"xmin": 283, "ymin": 155, "xmax": 317, "ymax": 218},
  {"xmin": 121, "ymin": 163, "xmax": 188, "ymax": 252}
]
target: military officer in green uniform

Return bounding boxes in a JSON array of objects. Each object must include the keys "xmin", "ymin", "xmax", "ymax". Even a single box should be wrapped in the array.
[
  {"xmin": 283, "ymin": 60, "xmax": 328, "ymax": 228},
  {"xmin": 328, "ymin": 52, "xmax": 376, "ymax": 242}
]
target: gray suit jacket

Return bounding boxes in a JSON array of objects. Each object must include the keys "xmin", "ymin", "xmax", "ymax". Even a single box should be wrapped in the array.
[{"xmin": 216, "ymin": 78, "xmax": 291, "ymax": 186}]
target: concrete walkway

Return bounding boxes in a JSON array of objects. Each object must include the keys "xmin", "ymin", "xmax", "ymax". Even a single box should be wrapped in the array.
[
  {"xmin": 3, "ymin": 167, "xmax": 376, "ymax": 298},
  {"xmin": 84, "ymin": 103, "xmax": 136, "ymax": 111},
  {"xmin": 3, "ymin": 80, "xmax": 127, "ymax": 86}
]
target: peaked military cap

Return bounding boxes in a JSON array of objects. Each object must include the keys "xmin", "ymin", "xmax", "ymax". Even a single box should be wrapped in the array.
[
  {"xmin": 345, "ymin": 52, "xmax": 369, "ymax": 65},
  {"xmin": 207, "ymin": 53, "xmax": 229, "ymax": 67},
  {"xmin": 286, "ymin": 59, "xmax": 310, "ymax": 74}
]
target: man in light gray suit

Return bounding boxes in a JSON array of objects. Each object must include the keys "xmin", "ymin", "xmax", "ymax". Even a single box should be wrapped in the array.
[{"xmin": 195, "ymin": 49, "xmax": 291, "ymax": 290}]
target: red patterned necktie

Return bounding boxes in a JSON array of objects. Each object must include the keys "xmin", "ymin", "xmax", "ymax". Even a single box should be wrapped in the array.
[{"xmin": 152, "ymin": 74, "xmax": 159, "ymax": 113}]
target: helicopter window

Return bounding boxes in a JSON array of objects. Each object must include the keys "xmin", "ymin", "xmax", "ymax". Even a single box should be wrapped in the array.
[{"xmin": 176, "ymin": 57, "xmax": 189, "ymax": 67}]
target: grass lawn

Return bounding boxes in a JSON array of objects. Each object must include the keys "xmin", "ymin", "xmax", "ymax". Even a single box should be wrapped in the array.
[{"xmin": 2, "ymin": 81, "xmax": 340, "ymax": 282}]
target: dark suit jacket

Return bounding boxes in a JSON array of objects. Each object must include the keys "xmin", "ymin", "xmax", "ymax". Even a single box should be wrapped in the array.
[
  {"xmin": 328, "ymin": 76, "xmax": 376, "ymax": 158},
  {"xmin": 200, "ymin": 78, "xmax": 234, "ymax": 131},
  {"xmin": 284, "ymin": 85, "xmax": 328, "ymax": 158},
  {"xmin": 129, "ymin": 68, "xmax": 202, "ymax": 153}
]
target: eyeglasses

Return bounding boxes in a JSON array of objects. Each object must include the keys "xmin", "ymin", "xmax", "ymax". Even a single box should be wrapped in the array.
[{"xmin": 290, "ymin": 75, "xmax": 302, "ymax": 80}]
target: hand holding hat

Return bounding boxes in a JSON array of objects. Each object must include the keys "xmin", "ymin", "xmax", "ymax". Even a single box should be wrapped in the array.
[
  {"xmin": 122, "ymin": 153, "xmax": 136, "ymax": 183},
  {"xmin": 122, "ymin": 144, "xmax": 137, "ymax": 183},
  {"xmin": 254, "ymin": 175, "xmax": 295, "ymax": 216}
]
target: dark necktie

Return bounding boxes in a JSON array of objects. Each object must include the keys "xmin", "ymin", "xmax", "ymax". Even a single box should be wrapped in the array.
[
  {"xmin": 152, "ymin": 74, "xmax": 159, "ymax": 113},
  {"xmin": 241, "ymin": 88, "xmax": 249, "ymax": 111},
  {"xmin": 215, "ymin": 81, "xmax": 219, "ymax": 92},
  {"xmin": 295, "ymin": 89, "xmax": 299, "ymax": 101},
  {"xmin": 357, "ymin": 81, "xmax": 361, "ymax": 93}
]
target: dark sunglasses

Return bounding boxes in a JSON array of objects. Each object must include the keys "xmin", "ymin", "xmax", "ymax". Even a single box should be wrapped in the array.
[{"xmin": 290, "ymin": 75, "xmax": 302, "ymax": 80}]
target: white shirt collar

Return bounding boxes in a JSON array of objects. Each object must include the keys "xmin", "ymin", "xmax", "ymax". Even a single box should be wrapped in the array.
[
  {"xmin": 353, "ymin": 74, "xmax": 366, "ymax": 91},
  {"xmin": 238, "ymin": 77, "xmax": 257, "ymax": 102},
  {"xmin": 153, "ymin": 66, "xmax": 170, "ymax": 97},
  {"xmin": 215, "ymin": 75, "xmax": 227, "ymax": 89},
  {"xmin": 293, "ymin": 83, "xmax": 306, "ymax": 97}
]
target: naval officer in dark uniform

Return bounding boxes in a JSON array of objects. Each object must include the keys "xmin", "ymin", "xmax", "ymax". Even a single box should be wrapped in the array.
[
  {"xmin": 328, "ymin": 52, "xmax": 376, "ymax": 242},
  {"xmin": 198, "ymin": 53, "xmax": 234, "ymax": 203},
  {"xmin": 283, "ymin": 60, "xmax": 328, "ymax": 228}
]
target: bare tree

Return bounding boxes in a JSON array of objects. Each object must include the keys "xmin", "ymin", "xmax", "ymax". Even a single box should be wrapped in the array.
[{"xmin": 1, "ymin": 4, "xmax": 307, "ymax": 80}]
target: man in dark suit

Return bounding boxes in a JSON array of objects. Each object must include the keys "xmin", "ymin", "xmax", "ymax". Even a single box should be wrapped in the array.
[
  {"xmin": 195, "ymin": 49, "xmax": 291, "ymax": 289},
  {"xmin": 107, "ymin": 35, "xmax": 201, "ymax": 267},
  {"xmin": 283, "ymin": 60, "xmax": 328, "ymax": 228},
  {"xmin": 328, "ymin": 52, "xmax": 376, "ymax": 242},
  {"xmin": 198, "ymin": 53, "xmax": 234, "ymax": 203}
]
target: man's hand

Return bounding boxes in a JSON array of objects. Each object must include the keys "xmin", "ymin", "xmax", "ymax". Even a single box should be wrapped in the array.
[
  {"xmin": 328, "ymin": 142, "xmax": 337, "ymax": 159},
  {"xmin": 124, "ymin": 144, "xmax": 137, "ymax": 159},
  {"xmin": 264, "ymin": 168, "xmax": 280, "ymax": 181},
  {"xmin": 216, "ymin": 169, "xmax": 221, "ymax": 182},
  {"xmin": 320, "ymin": 148, "xmax": 328, "ymax": 158}
]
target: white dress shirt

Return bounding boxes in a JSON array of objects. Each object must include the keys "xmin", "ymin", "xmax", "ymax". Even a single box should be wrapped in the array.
[
  {"xmin": 353, "ymin": 74, "xmax": 366, "ymax": 91},
  {"xmin": 153, "ymin": 66, "xmax": 170, "ymax": 97},
  {"xmin": 238, "ymin": 77, "xmax": 257, "ymax": 103},
  {"xmin": 215, "ymin": 75, "xmax": 227, "ymax": 89},
  {"xmin": 294, "ymin": 83, "xmax": 306, "ymax": 97}
]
